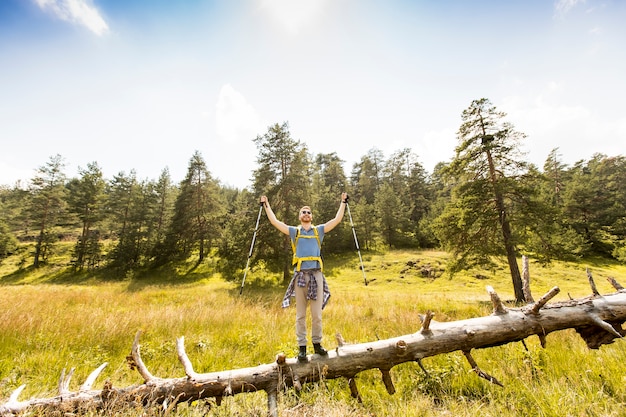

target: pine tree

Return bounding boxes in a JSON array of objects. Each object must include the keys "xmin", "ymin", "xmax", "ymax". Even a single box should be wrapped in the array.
[
  {"xmin": 349, "ymin": 148, "xmax": 384, "ymax": 248},
  {"xmin": 66, "ymin": 162, "xmax": 106, "ymax": 270},
  {"xmin": 561, "ymin": 154, "xmax": 626, "ymax": 258},
  {"xmin": 311, "ymin": 152, "xmax": 351, "ymax": 253},
  {"xmin": 29, "ymin": 154, "xmax": 67, "ymax": 267},
  {"xmin": 106, "ymin": 170, "xmax": 154, "ymax": 271},
  {"xmin": 252, "ymin": 122, "xmax": 312, "ymax": 282},
  {"xmin": 148, "ymin": 168, "xmax": 177, "ymax": 264},
  {"xmin": 217, "ymin": 188, "xmax": 258, "ymax": 279},
  {"xmin": 163, "ymin": 151, "xmax": 225, "ymax": 265},
  {"xmin": 435, "ymin": 98, "xmax": 529, "ymax": 302},
  {"xmin": 0, "ymin": 209, "xmax": 17, "ymax": 260}
]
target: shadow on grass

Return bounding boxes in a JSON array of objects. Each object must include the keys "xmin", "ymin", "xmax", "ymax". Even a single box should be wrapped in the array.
[
  {"xmin": 0, "ymin": 263, "xmax": 102, "ymax": 285},
  {"xmin": 579, "ymin": 256, "xmax": 626, "ymax": 270},
  {"xmin": 229, "ymin": 250, "xmax": 387, "ymax": 298},
  {"xmin": 321, "ymin": 250, "xmax": 384, "ymax": 275},
  {"xmin": 124, "ymin": 270, "xmax": 216, "ymax": 292},
  {"xmin": 233, "ymin": 274, "xmax": 286, "ymax": 300},
  {"xmin": 0, "ymin": 249, "xmax": 384, "ymax": 285},
  {"xmin": 0, "ymin": 261, "xmax": 225, "ymax": 289},
  {"xmin": 0, "ymin": 266, "xmax": 30, "ymax": 284}
]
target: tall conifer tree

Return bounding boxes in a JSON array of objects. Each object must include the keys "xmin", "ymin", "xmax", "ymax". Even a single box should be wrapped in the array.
[
  {"xmin": 67, "ymin": 162, "xmax": 106, "ymax": 270},
  {"xmin": 29, "ymin": 154, "xmax": 67, "ymax": 267},
  {"xmin": 164, "ymin": 151, "xmax": 225, "ymax": 264},
  {"xmin": 435, "ymin": 98, "xmax": 528, "ymax": 302},
  {"xmin": 252, "ymin": 122, "xmax": 311, "ymax": 282}
]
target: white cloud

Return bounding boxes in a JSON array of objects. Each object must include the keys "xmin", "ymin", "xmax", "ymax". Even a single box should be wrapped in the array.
[
  {"xmin": 554, "ymin": 0, "xmax": 585, "ymax": 14},
  {"xmin": 34, "ymin": 0, "xmax": 109, "ymax": 36},
  {"xmin": 215, "ymin": 84, "xmax": 267, "ymax": 144},
  {"xmin": 258, "ymin": 0, "xmax": 329, "ymax": 35},
  {"xmin": 553, "ymin": 0, "xmax": 591, "ymax": 19}
]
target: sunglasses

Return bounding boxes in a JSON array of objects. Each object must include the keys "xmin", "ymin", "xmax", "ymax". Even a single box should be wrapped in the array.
[{"xmin": 301, "ymin": 210, "xmax": 311, "ymax": 215}]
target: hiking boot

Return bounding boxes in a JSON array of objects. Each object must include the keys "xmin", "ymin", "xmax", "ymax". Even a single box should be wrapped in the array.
[
  {"xmin": 297, "ymin": 346, "xmax": 308, "ymax": 363},
  {"xmin": 313, "ymin": 343, "xmax": 328, "ymax": 356}
]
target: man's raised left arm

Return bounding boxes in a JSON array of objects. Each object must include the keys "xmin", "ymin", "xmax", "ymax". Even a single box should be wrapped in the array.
[{"xmin": 323, "ymin": 192, "xmax": 348, "ymax": 233}]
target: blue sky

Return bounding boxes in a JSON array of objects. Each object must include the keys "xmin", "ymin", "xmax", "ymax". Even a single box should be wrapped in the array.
[{"xmin": 1, "ymin": 0, "xmax": 625, "ymax": 189}]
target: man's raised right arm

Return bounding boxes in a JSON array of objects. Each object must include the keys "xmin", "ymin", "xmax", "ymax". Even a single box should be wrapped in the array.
[{"xmin": 260, "ymin": 196, "xmax": 290, "ymax": 235}]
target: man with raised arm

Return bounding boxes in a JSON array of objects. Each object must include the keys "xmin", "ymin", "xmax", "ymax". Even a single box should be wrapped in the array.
[{"xmin": 260, "ymin": 192, "xmax": 348, "ymax": 362}]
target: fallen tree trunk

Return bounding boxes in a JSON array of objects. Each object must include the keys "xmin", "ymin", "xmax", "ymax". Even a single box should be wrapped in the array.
[{"xmin": 2, "ymin": 273, "xmax": 625, "ymax": 416}]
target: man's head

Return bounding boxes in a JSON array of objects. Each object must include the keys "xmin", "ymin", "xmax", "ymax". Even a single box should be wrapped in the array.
[{"xmin": 299, "ymin": 206, "xmax": 312, "ymax": 224}]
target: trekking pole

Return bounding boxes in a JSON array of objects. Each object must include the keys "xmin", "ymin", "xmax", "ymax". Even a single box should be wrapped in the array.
[
  {"xmin": 239, "ymin": 202, "xmax": 264, "ymax": 295},
  {"xmin": 345, "ymin": 199, "xmax": 368, "ymax": 286}
]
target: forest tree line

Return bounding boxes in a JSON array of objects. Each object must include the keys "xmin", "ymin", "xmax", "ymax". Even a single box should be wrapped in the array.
[{"xmin": 1, "ymin": 99, "xmax": 625, "ymax": 297}]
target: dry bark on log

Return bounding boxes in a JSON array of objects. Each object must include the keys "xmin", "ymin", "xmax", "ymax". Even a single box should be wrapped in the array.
[{"xmin": 2, "ymin": 276, "xmax": 625, "ymax": 417}]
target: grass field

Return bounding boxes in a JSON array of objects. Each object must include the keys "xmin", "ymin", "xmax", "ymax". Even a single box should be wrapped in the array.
[{"xmin": 1, "ymin": 248, "xmax": 626, "ymax": 416}]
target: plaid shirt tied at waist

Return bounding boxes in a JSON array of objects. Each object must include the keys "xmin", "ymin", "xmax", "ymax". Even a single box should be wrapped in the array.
[{"xmin": 282, "ymin": 269, "xmax": 331, "ymax": 309}]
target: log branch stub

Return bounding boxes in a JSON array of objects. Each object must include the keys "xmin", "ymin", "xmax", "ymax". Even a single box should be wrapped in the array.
[
  {"xmin": 58, "ymin": 367, "xmax": 74, "ymax": 395},
  {"xmin": 462, "ymin": 350, "xmax": 504, "ymax": 387},
  {"xmin": 528, "ymin": 287, "xmax": 561, "ymax": 315},
  {"xmin": 419, "ymin": 310, "xmax": 434, "ymax": 334},
  {"xmin": 276, "ymin": 353, "xmax": 287, "ymax": 366},
  {"xmin": 8, "ymin": 385, "xmax": 26, "ymax": 405},
  {"xmin": 487, "ymin": 286, "xmax": 507, "ymax": 315},
  {"xmin": 177, "ymin": 337, "xmax": 199, "ymax": 380},
  {"xmin": 80, "ymin": 363, "xmax": 108, "ymax": 392},
  {"xmin": 575, "ymin": 320, "xmax": 626, "ymax": 349},
  {"xmin": 292, "ymin": 371, "xmax": 302, "ymax": 392},
  {"xmin": 587, "ymin": 268, "xmax": 600, "ymax": 296},
  {"xmin": 522, "ymin": 255, "xmax": 535, "ymax": 303},
  {"xmin": 3, "ymin": 385, "xmax": 27, "ymax": 414},
  {"xmin": 100, "ymin": 380, "xmax": 114, "ymax": 404},
  {"xmin": 267, "ymin": 385, "xmax": 278, "ymax": 417},
  {"xmin": 130, "ymin": 330, "xmax": 156, "ymax": 383},
  {"xmin": 348, "ymin": 377, "xmax": 362, "ymax": 403},
  {"xmin": 588, "ymin": 314, "xmax": 624, "ymax": 339},
  {"xmin": 336, "ymin": 332, "xmax": 346, "ymax": 347},
  {"xmin": 395, "ymin": 340, "xmax": 408, "ymax": 357},
  {"xmin": 380, "ymin": 369, "xmax": 396, "ymax": 395},
  {"xmin": 415, "ymin": 358, "xmax": 429, "ymax": 376},
  {"xmin": 607, "ymin": 277, "xmax": 625, "ymax": 291},
  {"xmin": 538, "ymin": 333, "xmax": 547, "ymax": 348}
]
